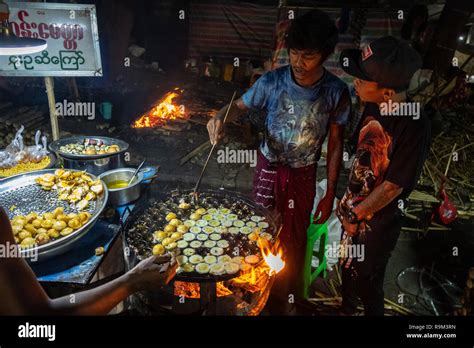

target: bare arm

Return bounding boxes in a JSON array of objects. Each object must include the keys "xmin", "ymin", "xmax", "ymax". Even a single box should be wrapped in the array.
[
  {"xmin": 352, "ymin": 180, "xmax": 403, "ymax": 219},
  {"xmin": 0, "ymin": 207, "xmax": 176, "ymax": 316},
  {"xmin": 314, "ymin": 123, "xmax": 344, "ymax": 223},
  {"xmin": 207, "ymin": 98, "xmax": 248, "ymax": 145}
]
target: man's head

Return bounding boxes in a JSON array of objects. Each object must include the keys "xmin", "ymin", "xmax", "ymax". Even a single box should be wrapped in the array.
[
  {"xmin": 339, "ymin": 36, "xmax": 422, "ymax": 103},
  {"xmin": 287, "ymin": 10, "xmax": 338, "ymax": 86}
]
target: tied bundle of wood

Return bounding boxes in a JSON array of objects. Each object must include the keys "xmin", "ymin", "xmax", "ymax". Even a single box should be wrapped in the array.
[{"xmin": 0, "ymin": 103, "xmax": 50, "ymax": 148}]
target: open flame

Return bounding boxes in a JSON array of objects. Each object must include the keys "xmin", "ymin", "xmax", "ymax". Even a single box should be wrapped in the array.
[
  {"xmin": 259, "ymin": 237, "xmax": 285, "ymax": 276},
  {"xmin": 132, "ymin": 88, "xmax": 186, "ymax": 128}
]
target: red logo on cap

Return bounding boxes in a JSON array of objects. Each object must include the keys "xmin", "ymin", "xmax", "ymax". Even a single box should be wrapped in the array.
[{"xmin": 361, "ymin": 45, "xmax": 373, "ymax": 61}]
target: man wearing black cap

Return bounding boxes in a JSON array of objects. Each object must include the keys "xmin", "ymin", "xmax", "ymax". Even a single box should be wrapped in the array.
[{"xmin": 336, "ymin": 36, "xmax": 431, "ymax": 315}]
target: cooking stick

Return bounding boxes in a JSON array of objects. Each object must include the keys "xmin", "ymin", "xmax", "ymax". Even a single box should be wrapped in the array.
[{"xmin": 192, "ymin": 90, "xmax": 237, "ymax": 200}]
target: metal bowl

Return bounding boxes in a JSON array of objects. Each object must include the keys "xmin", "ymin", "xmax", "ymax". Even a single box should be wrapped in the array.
[
  {"xmin": 99, "ymin": 168, "xmax": 144, "ymax": 207},
  {"xmin": 0, "ymin": 169, "xmax": 108, "ymax": 262},
  {"xmin": 49, "ymin": 136, "xmax": 129, "ymax": 176},
  {"xmin": 49, "ymin": 136, "xmax": 129, "ymax": 160}
]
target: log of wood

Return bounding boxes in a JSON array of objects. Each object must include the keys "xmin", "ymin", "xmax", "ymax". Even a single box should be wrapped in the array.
[
  {"xmin": 7, "ymin": 109, "xmax": 37, "ymax": 126},
  {"xmin": 179, "ymin": 140, "xmax": 211, "ymax": 166},
  {"xmin": 12, "ymin": 110, "xmax": 42, "ymax": 127},
  {"xmin": 0, "ymin": 106, "xmax": 30, "ymax": 122}
]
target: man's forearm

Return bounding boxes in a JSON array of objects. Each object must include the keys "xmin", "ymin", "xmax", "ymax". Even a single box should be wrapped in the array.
[
  {"xmin": 49, "ymin": 273, "xmax": 133, "ymax": 315},
  {"xmin": 352, "ymin": 180, "xmax": 403, "ymax": 219},
  {"xmin": 216, "ymin": 98, "xmax": 247, "ymax": 123}
]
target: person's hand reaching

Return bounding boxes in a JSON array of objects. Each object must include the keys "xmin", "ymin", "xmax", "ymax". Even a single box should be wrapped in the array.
[{"xmin": 127, "ymin": 254, "xmax": 178, "ymax": 292}]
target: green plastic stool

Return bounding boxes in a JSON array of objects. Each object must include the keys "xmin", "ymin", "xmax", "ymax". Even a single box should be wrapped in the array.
[{"xmin": 302, "ymin": 214, "xmax": 329, "ymax": 299}]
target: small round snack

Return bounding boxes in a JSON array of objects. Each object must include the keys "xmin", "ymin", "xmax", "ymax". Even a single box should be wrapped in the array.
[
  {"xmin": 258, "ymin": 221, "xmax": 269, "ymax": 229},
  {"xmin": 233, "ymin": 220, "xmax": 245, "ymax": 228},
  {"xmin": 190, "ymin": 226, "xmax": 201, "ymax": 234},
  {"xmin": 165, "ymin": 242, "xmax": 178, "ymax": 250},
  {"xmin": 178, "ymin": 202, "xmax": 191, "ymax": 209},
  {"xmin": 221, "ymin": 220, "xmax": 233, "ymax": 227},
  {"xmin": 180, "ymin": 263, "xmax": 195, "ymax": 273},
  {"xmin": 228, "ymin": 227, "xmax": 239, "ymax": 234},
  {"xmin": 177, "ymin": 240, "xmax": 189, "ymax": 249},
  {"xmin": 245, "ymin": 255, "xmax": 260, "ymax": 265},
  {"xmin": 197, "ymin": 234, "xmax": 208, "ymax": 241},
  {"xmin": 184, "ymin": 220, "xmax": 195, "ymax": 227},
  {"xmin": 202, "ymin": 214, "xmax": 213, "ymax": 221},
  {"xmin": 183, "ymin": 233, "xmax": 196, "ymax": 242},
  {"xmin": 35, "ymin": 233, "xmax": 50, "ymax": 245},
  {"xmin": 60, "ymin": 227, "xmax": 74, "ymax": 236},
  {"xmin": 260, "ymin": 232, "xmax": 273, "ymax": 241},
  {"xmin": 154, "ymin": 230, "xmax": 168, "ymax": 241},
  {"xmin": 207, "ymin": 208, "xmax": 218, "ymax": 215},
  {"xmin": 204, "ymin": 255, "xmax": 217, "ymax": 264},
  {"xmin": 164, "ymin": 224, "xmax": 176, "ymax": 233},
  {"xmin": 170, "ymin": 232, "xmax": 183, "ymax": 241},
  {"xmin": 161, "ymin": 237, "xmax": 173, "ymax": 247},
  {"xmin": 20, "ymin": 237, "xmax": 36, "ymax": 248},
  {"xmin": 48, "ymin": 229, "xmax": 60, "ymax": 239},
  {"xmin": 218, "ymin": 255, "xmax": 232, "ymax": 263},
  {"xmin": 219, "ymin": 208, "xmax": 230, "ymax": 214},
  {"xmin": 240, "ymin": 227, "xmax": 252, "ymax": 235},
  {"xmin": 204, "ymin": 240, "xmax": 216, "ymax": 248},
  {"xmin": 176, "ymin": 255, "xmax": 188, "ymax": 265},
  {"xmin": 202, "ymin": 226, "xmax": 214, "ymax": 234},
  {"xmin": 18, "ymin": 231, "xmax": 32, "ymax": 240},
  {"xmin": 152, "ymin": 244, "xmax": 165, "ymax": 256},
  {"xmin": 209, "ymin": 233, "xmax": 221, "ymax": 241},
  {"xmin": 217, "ymin": 240, "xmax": 230, "ymax": 249},
  {"xmin": 210, "ymin": 262, "xmax": 225, "ymax": 276},
  {"xmin": 195, "ymin": 208, "xmax": 206, "ymax": 215},
  {"xmin": 190, "ymin": 213, "xmax": 201, "ymax": 221},
  {"xmin": 227, "ymin": 214, "xmax": 238, "ymax": 221},
  {"xmin": 176, "ymin": 225, "xmax": 189, "ymax": 234},
  {"xmin": 251, "ymin": 215, "xmax": 263, "ymax": 222},
  {"xmin": 196, "ymin": 220, "xmax": 208, "ymax": 227},
  {"xmin": 196, "ymin": 263, "xmax": 210, "ymax": 274},
  {"xmin": 214, "ymin": 226, "xmax": 227, "ymax": 234},
  {"xmin": 232, "ymin": 256, "xmax": 244, "ymax": 264},
  {"xmin": 169, "ymin": 218, "xmax": 182, "ymax": 227},
  {"xmin": 189, "ymin": 255, "xmax": 204, "ymax": 264},
  {"xmin": 165, "ymin": 212, "xmax": 177, "ymax": 221},
  {"xmin": 208, "ymin": 220, "xmax": 220, "ymax": 227},
  {"xmin": 190, "ymin": 240, "xmax": 202, "ymax": 249},
  {"xmin": 224, "ymin": 262, "xmax": 240, "ymax": 275},
  {"xmin": 210, "ymin": 247, "xmax": 224, "ymax": 256},
  {"xmin": 183, "ymin": 248, "xmax": 196, "ymax": 256},
  {"xmin": 41, "ymin": 219, "xmax": 54, "ymax": 229},
  {"xmin": 246, "ymin": 221, "xmax": 257, "ymax": 228}
]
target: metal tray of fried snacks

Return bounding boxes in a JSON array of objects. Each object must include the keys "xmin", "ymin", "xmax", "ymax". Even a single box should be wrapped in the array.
[{"xmin": 0, "ymin": 169, "xmax": 108, "ymax": 262}]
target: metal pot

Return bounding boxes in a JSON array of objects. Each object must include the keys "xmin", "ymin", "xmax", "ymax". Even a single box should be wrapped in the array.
[
  {"xmin": 49, "ymin": 136, "xmax": 129, "ymax": 176},
  {"xmin": 99, "ymin": 168, "xmax": 144, "ymax": 206}
]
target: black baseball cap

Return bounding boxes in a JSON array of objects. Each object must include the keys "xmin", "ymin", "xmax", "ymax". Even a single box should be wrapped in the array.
[{"xmin": 339, "ymin": 36, "xmax": 422, "ymax": 92}]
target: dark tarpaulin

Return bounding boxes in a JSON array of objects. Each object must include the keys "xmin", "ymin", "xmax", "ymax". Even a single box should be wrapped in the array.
[{"xmin": 188, "ymin": 0, "xmax": 278, "ymax": 62}]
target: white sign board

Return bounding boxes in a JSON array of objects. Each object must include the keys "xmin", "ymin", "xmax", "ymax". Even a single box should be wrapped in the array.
[{"xmin": 0, "ymin": 2, "xmax": 102, "ymax": 76}]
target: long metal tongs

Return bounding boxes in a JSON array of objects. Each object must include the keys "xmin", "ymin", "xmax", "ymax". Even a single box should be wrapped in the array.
[{"xmin": 191, "ymin": 90, "xmax": 237, "ymax": 203}]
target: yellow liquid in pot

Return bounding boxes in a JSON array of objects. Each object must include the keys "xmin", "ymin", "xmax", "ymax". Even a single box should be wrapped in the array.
[{"xmin": 107, "ymin": 180, "xmax": 129, "ymax": 189}]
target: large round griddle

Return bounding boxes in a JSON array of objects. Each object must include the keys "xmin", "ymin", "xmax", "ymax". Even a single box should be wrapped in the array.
[{"xmin": 123, "ymin": 189, "xmax": 279, "ymax": 284}]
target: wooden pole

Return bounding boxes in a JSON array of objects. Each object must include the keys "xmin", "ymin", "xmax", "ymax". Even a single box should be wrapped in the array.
[{"xmin": 44, "ymin": 76, "xmax": 59, "ymax": 141}]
